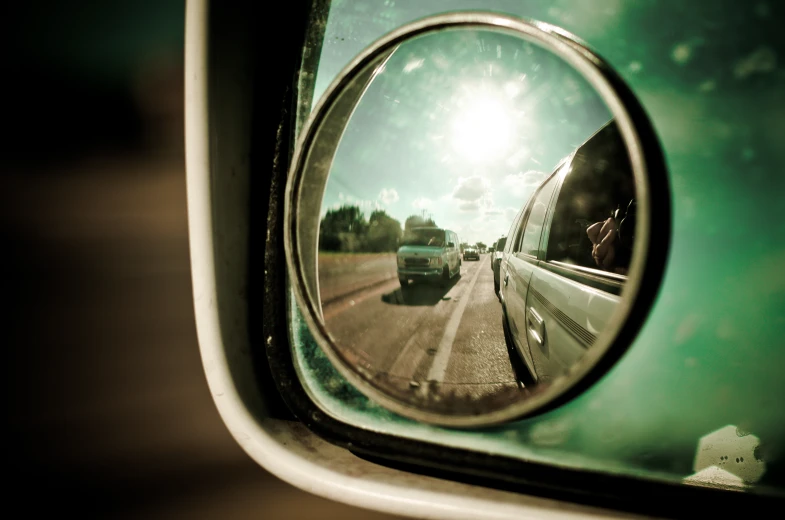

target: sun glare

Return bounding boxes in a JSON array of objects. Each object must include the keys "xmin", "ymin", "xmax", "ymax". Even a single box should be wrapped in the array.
[{"xmin": 450, "ymin": 93, "xmax": 516, "ymax": 163}]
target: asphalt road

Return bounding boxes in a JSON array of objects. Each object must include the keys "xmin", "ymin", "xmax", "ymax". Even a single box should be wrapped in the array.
[{"xmin": 323, "ymin": 254, "xmax": 526, "ymax": 415}]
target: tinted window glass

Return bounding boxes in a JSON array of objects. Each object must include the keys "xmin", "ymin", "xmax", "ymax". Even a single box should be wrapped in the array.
[
  {"xmin": 546, "ymin": 122, "xmax": 635, "ymax": 272},
  {"xmin": 519, "ymin": 175, "xmax": 558, "ymax": 256},
  {"xmin": 401, "ymin": 227, "xmax": 445, "ymax": 246}
]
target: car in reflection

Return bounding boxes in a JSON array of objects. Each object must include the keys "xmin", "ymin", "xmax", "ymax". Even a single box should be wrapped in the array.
[
  {"xmin": 491, "ymin": 236, "xmax": 507, "ymax": 294},
  {"xmin": 499, "ymin": 120, "xmax": 635, "ymax": 383},
  {"xmin": 397, "ymin": 227, "xmax": 461, "ymax": 287},
  {"xmin": 463, "ymin": 246, "xmax": 480, "ymax": 261}
]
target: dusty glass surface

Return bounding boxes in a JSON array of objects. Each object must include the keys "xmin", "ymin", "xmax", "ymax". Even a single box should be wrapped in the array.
[{"xmin": 289, "ymin": 0, "xmax": 785, "ymax": 496}]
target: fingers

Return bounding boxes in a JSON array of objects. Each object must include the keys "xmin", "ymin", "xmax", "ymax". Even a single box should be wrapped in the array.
[
  {"xmin": 599, "ymin": 217, "xmax": 616, "ymax": 239},
  {"xmin": 587, "ymin": 221, "xmax": 602, "ymax": 244},
  {"xmin": 590, "ymin": 217, "xmax": 617, "ymax": 270}
]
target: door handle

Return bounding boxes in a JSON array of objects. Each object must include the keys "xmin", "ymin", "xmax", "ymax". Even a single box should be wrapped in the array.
[
  {"xmin": 504, "ymin": 273, "xmax": 509, "ymax": 286},
  {"xmin": 527, "ymin": 307, "xmax": 545, "ymax": 346}
]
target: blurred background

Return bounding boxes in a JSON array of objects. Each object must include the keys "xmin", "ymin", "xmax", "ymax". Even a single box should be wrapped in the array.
[{"xmin": 4, "ymin": 1, "xmax": 402, "ymax": 517}]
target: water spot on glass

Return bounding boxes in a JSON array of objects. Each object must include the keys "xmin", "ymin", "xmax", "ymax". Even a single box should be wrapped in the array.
[
  {"xmin": 684, "ymin": 357, "xmax": 698, "ymax": 368},
  {"xmin": 671, "ymin": 42, "xmax": 695, "ymax": 64},
  {"xmin": 588, "ymin": 398, "xmax": 602, "ymax": 410},
  {"xmin": 529, "ymin": 417, "xmax": 573, "ymax": 447},
  {"xmin": 716, "ymin": 317, "xmax": 736, "ymax": 340},
  {"xmin": 628, "ymin": 61, "xmax": 642, "ymax": 73},
  {"xmin": 711, "ymin": 122, "xmax": 733, "ymax": 140},
  {"xmin": 734, "ymin": 47, "xmax": 777, "ymax": 79},
  {"xmin": 698, "ymin": 79, "xmax": 716, "ymax": 92},
  {"xmin": 681, "ymin": 196, "xmax": 696, "ymax": 219},
  {"xmin": 742, "ymin": 147, "xmax": 756, "ymax": 161},
  {"xmin": 674, "ymin": 313, "xmax": 702, "ymax": 344}
]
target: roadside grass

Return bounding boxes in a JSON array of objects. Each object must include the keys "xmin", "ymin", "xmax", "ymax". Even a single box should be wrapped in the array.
[{"xmin": 319, "ymin": 251, "xmax": 396, "ymax": 266}]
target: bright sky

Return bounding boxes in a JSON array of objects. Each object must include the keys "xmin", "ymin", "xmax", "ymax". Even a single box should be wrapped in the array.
[{"xmin": 319, "ymin": 28, "xmax": 611, "ymax": 245}]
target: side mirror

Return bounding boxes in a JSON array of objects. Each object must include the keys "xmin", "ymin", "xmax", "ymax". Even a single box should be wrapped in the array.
[{"xmin": 186, "ymin": 1, "xmax": 782, "ymax": 517}]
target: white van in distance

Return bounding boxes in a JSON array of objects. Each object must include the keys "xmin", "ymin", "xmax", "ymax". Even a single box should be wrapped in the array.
[{"xmin": 397, "ymin": 227, "xmax": 461, "ymax": 287}]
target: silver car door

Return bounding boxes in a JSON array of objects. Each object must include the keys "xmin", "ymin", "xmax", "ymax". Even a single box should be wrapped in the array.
[
  {"xmin": 525, "ymin": 264, "xmax": 621, "ymax": 382},
  {"xmin": 503, "ymin": 173, "xmax": 560, "ymax": 379}
]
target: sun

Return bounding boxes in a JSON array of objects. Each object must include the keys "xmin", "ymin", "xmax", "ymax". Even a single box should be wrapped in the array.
[{"xmin": 450, "ymin": 92, "xmax": 516, "ymax": 163}]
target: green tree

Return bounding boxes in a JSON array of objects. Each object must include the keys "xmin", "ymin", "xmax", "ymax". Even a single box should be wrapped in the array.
[
  {"xmin": 319, "ymin": 204, "xmax": 368, "ymax": 251},
  {"xmin": 404, "ymin": 213, "xmax": 437, "ymax": 231},
  {"xmin": 366, "ymin": 210, "xmax": 403, "ymax": 252}
]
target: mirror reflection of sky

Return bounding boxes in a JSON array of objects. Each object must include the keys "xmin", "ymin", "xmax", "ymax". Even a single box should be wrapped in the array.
[{"xmin": 320, "ymin": 28, "xmax": 611, "ymax": 244}]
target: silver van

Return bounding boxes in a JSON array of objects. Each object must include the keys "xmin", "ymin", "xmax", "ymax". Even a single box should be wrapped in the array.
[{"xmin": 397, "ymin": 227, "xmax": 461, "ymax": 287}]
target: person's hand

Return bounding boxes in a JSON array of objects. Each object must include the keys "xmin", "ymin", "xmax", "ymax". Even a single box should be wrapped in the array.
[{"xmin": 587, "ymin": 217, "xmax": 617, "ymax": 271}]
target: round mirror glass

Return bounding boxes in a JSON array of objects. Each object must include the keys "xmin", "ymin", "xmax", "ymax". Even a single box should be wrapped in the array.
[{"xmin": 285, "ymin": 14, "xmax": 665, "ymax": 427}]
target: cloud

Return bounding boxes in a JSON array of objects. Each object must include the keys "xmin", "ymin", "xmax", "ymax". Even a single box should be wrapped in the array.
[
  {"xmin": 459, "ymin": 201, "xmax": 480, "ymax": 211},
  {"xmin": 332, "ymin": 191, "xmax": 384, "ymax": 211},
  {"xmin": 504, "ymin": 207, "xmax": 520, "ymax": 222},
  {"xmin": 403, "ymin": 57, "xmax": 425, "ymax": 73},
  {"xmin": 503, "ymin": 171, "xmax": 546, "ymax": 197},
  {"xmin": 378, "ymin": 188, "xmax": 399, "ymax": 205},
  {"xmin": 452, "ymin": 176, "xmax": 490, "ymax": 202},
  {"xmin": 412, "ymin": 197, "xmax": 433, "ymax": 209}
]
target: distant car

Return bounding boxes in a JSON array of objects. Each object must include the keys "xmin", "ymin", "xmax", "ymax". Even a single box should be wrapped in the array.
[
  {"xmin": 463, "ymin": 246, "xmax": 479, "ymax": 260},
  {"xmin": 491, "ymin": 236, "xmax": 507, "ymax": 291},
  {"xmin": 499, "ymin": 120, "xmax": 635, "ymax": 383}
]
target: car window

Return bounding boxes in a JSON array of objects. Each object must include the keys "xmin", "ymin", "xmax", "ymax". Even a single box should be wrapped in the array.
[
  {"xmin": 518, "ymin": 175, "xmax": 559, "ymax": 257},
  {"xmin": 496, "ymin": 236, "xmax": 508, "ymax": 254},
  {"xmin": 545, "ymin": 122, "xmax": 635, "ymax": 273},
  {"xmin": 508, "ymin": 205, "xmax": 528, "ymax": 254}
]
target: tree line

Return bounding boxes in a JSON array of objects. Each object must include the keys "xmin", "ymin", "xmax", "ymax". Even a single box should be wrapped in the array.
[{"xmin": 319, "ymin": 204, "xmax": 437, "ymax": 253}]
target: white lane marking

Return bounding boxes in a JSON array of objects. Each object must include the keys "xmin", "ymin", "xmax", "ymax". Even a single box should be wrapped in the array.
[
  {"xmin": 426, "ymin": 255, "xmax": 487, "ymax": 383},
  {"xmin": 388, "ymin": 259, "xmax": 481, "ymax": 378}
]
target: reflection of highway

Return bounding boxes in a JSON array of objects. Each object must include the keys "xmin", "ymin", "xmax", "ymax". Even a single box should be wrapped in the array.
[{"xmin": 322, "ymin": 254, "xmax": 526, "ymax": 414}]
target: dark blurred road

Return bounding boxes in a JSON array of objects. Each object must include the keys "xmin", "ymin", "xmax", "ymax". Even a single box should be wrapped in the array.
[
  {"xmin": 1, "ymin": 146, "xmax": 407, "ymax": 518},
  {"xmin": 2, "ymin": 4, "xmax": 405, "ymax": 515},
  {"xmin": 2, "ymin": 147, "xmax": 407, "ymax": 518}
]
